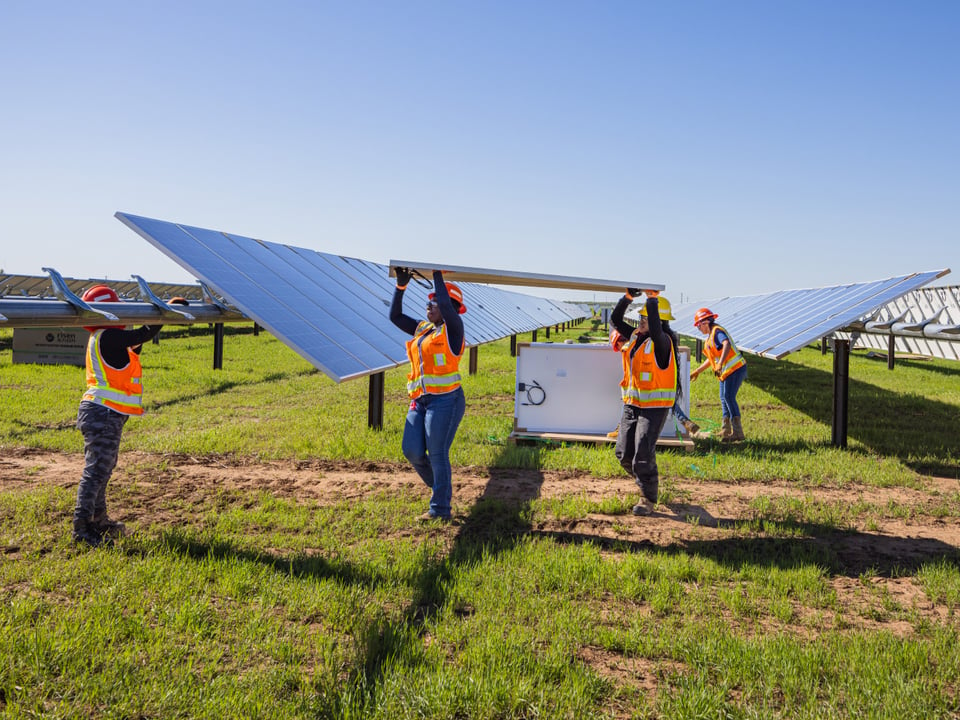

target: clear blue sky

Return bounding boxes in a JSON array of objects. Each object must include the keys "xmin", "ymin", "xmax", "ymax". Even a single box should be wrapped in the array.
[{"xmin": 1, "ymin": 1, "xmax": 957, "ymax": 305}]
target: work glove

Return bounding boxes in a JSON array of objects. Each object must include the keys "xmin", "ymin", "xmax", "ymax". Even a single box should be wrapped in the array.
[
  {"xmin": 395, "ymin": 266, "xmax": 413, "ymax": 288},
  {"xmin": 626, "ymin": 287, "xmax": 642, "ymax": 298}
]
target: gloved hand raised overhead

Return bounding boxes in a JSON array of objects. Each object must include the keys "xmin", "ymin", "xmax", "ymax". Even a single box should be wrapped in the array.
[{"xmin": 395, "ymin": 266, "xmax": 413, "ymax": 287}]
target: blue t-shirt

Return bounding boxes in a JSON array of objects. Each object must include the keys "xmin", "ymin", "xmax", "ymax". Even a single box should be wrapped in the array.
[{"xmin": 713, "ymin": 329, "xmax": 728, "ymax": 350}]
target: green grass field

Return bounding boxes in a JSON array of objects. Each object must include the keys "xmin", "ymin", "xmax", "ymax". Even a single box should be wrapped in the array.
[{"xmin": 1, "ymin": 323, "xmax": 959, "ymax": 718}]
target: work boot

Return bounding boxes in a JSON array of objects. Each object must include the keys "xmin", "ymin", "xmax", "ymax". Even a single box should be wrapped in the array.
[
  {"xmin": 91, "ymin": 513, "xmax": 127, "ymax": 539},
  {"xmin": 72, "ymin": 518, "xmax": 103, "ymax": 548},
  {"xmin": 682, "ymin": 419, "xmax": 700, "ymax": 437},
  {"xmin": 731, "ymin": 416, "xmax": 745, "ymax": 442},
  {"xmin": 632, "ymin": 498, "xmax": 653, "ymax": 516},
  {"xmin": 719, "ymin": 417, "xmax": 734, "ymax": 443}
]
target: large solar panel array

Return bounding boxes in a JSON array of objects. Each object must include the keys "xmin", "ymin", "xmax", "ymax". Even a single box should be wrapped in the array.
[
  {"xmin": 658, "ymin": 270, "xmax": 950, "ymax": 359},
  {"xmin": 116, "ymin": 213, "xmax": 595, "ymax": 382}
]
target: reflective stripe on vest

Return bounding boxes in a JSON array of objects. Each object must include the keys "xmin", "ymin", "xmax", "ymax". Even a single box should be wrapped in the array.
[
  {"xmin": 706, "ymin": 324, "xmax": 746, "ymax": 380},
  {"xmin": 620, "ymin": 335, "xmax": 677, "ymax": 408},
  {"xmin": 83, "ymin": 330, "xmax": 144, "ymax": 415},
  {"xmin": 405, "ymin": 321, "xmax": 463, "ymax": 398}
]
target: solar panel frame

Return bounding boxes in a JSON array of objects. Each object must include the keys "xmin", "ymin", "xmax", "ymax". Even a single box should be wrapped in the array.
[{"xmin": 388, "ymin": 259, "xmax": 664, "ymax": 294}]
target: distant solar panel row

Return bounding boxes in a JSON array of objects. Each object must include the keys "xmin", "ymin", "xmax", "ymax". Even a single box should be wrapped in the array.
[
  {"xmin": 665, "ymin": 270, "xmax": 949, "ymax": 359},
  {"xmin": 0, "ymin": 273, "xmax": 202, "ymax": 302},
  {"xmin": 116, "ymin": 213, "xmax": 591, "ymax": 382}
]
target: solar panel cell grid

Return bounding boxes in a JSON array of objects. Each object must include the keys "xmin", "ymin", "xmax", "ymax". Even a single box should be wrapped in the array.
[
  {"xmin": 116, "ymin": 213, "xmax": 592, "ymax": 382},
  {"xmin": 670, "ymin": 270, "xmax": 949, "ymax": 359}
]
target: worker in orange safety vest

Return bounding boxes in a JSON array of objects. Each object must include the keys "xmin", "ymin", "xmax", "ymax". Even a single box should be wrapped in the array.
[
  {"xmin": 74, "ymin": 285, "xmax": 162, "ymax": 546},
  {"xmin": 390, "ymin": 267, "xmax": 466, "ymax": 521},
  {"xmin": 691, "ymin": 307, "xmax": 748, "ymax": 442},
  {"xmin": 610, "ymin": 289, "xmax": 680, "ymax": 516}
]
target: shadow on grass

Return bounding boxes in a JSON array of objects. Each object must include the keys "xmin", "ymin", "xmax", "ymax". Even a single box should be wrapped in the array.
[
  {"xmin": 138, "ymin": 458, "xmax": 549, "ymax": 717},
  {"xmin": 148, "ymin": 368, "xmax": 317, "ymax": 412},
  {"xmin": 136, "ymin": 527, "xmax": 386, "ymax": 588},
  {"xmin": 532, "ymin": 508, "xmax": 960, "ymax": 579},
  {"xmin": 747, "ymin": 354, "xmax": 960, "ymax": 476},
  {"xmin": 870, "ymin": 354, "xmax": 960, "ymax": 379},
  {"xmin": 408, "ymin": 464, "xmax": 544, "ymax": 622},
  {"xmin": 327, "ymin": 460, "xmax": 547, "ymax": 716}
]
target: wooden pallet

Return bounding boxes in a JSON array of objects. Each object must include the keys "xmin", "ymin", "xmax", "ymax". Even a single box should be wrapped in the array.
[{"xmin": 508, "ymin": 430, "xmax": 695, "ymax": 452}]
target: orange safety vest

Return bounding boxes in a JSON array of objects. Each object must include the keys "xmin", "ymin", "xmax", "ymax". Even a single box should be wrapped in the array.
[
  {"xmin": 82, "ymin": 330, "xmax": 144, "ymax": 415},
  {"xmin": 405, "ymin": 321, "xmax": 463, "ymax": 399},
  {"xmin": 706, "ymin": 324, "xmax": 746, "ymax": 380},
  {"xmin": 620, "ymin": 333, "xmax": 677, "ymax": 408}
]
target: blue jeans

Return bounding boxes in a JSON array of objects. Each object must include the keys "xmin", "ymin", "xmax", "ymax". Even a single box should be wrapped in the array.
[
  {"xmin": 402, "ymin": 388, "xmax": 466, "ymax": 518},
  {"xmin": 719, "ymin": 365, "xmax": 747, "ymax": 418}
]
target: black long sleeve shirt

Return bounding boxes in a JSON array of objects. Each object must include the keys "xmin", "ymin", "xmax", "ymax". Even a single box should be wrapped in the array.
[
  {"xmin": 389, "ymin": 270, "xmax": 464, "ymax": 353},
  {"xmin": 610, "ymin": 294, "xmax": 672, "ymax": 370},
  {"xmin": 94, "ymin": 326, "xmax": 162, "ymax": 368}
]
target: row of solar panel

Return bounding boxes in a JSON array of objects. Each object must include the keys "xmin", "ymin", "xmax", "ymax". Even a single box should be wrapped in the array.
[
  {"xmin": 0, "ymin": 273, "xmax": 203, "ymax": 302},
  {"xmin": 116, "ymin": 213, "xmax": 592, "ymax": 382},
  {"xmin": 652, "ymin": 270, "xmax": 950, "ymax": 359}
]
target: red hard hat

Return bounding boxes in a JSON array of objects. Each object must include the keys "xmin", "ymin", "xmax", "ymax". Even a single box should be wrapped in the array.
[
  {"xmin": 82, "ymin": 284, "xmax": 120, "ymax": 332},
  {"xmin": 82, "ymin": 285, "xmax": 120, "ymax": 303},
  {"xmin": 609, "ymin": 328, "xmax": 626, "ymax": 351},
  {"xmin": 693, "ymin": 307, "xmax": 717, "ymax": 326},
  {"xmin": 429, "ymin": 282, "xmax": 467, "ymax": 314}
]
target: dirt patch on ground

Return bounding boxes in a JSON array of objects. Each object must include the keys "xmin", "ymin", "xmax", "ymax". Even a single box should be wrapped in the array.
[
  {"xmin": 3, "ymin": 447, "xmax": 958, "ymax": 561},
  {"xmin": 3, "ymin": 448, "xmax": 959, "ymax": 614}
]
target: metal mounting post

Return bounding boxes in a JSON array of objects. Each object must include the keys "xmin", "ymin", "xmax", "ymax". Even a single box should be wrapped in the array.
[
  {"xmin": 213, "ymin": 323, "xmax": 224, "ymax": 370},
  {"xmin": 368, "ymin": 372, "xmax": 385, "ymax": 430},
  {"xmin": 832, "ymin": 339, "xmax": 850, "ymax": 448}
]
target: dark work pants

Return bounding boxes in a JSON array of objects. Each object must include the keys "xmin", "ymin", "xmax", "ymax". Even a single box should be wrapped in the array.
[
  {"xmin": 614, "ymin": 405, "xmax": 670, "ymax": 503},
  {"xmin": 74, "ymin": 401, "xmax": 128, "ymax": 523}
]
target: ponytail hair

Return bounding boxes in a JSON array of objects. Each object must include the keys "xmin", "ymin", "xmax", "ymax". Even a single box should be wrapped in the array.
[{"xmin": 663, "ymin": 321, "xmax": 683, "ymax": 402}]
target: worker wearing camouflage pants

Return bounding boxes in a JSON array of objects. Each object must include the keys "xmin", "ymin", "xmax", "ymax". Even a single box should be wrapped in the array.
[
  {"xmin": 73, "ymin": 285, "xmax": 162, "ymax": 546},
  {"xmin": 74, "ymin": 402, "xmax": 128, "ymax": 543}
]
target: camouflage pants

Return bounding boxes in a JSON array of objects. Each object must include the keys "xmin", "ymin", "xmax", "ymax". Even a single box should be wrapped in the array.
[{"xmin": 74, "ymin": 401, "xmax": 128, "ymax": 523}]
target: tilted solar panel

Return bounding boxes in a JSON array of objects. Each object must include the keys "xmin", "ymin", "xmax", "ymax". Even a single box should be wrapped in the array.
[
  {"xmin": 116, "ymin": 213, "xmax": 593, "ymax": 382},
  {"xmin": 667, "ymin": 270, "xmax": 950, "ymax": 359}
]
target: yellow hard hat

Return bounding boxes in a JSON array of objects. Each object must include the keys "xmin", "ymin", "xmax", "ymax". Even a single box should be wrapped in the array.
[{"xmin": 639, "ymin": 295, "xmax": 673, "ymax": 321}]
